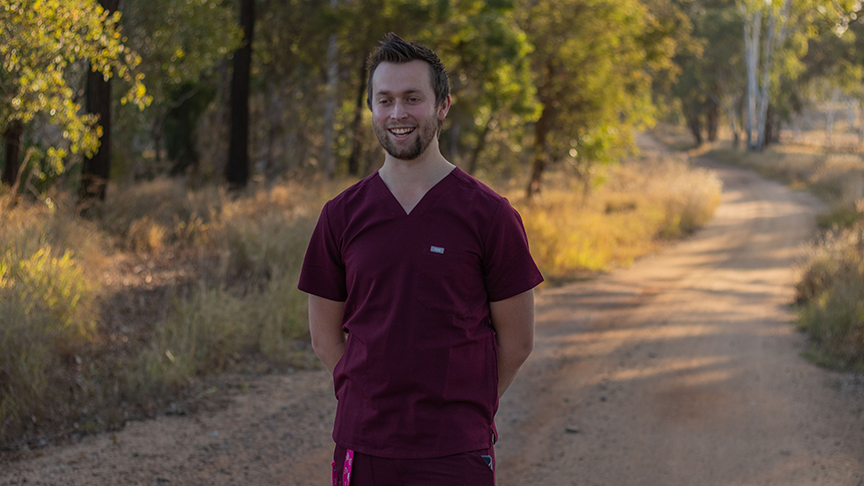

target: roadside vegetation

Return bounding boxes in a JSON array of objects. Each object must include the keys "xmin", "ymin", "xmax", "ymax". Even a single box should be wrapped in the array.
[
  {"xmin": 0, "ymin": 152, "xmax": 720, "ymax": 448},
  {"xmin": 4, "ymin": 0, "xmax": 861, "ymax": 455},
  {"xmin": 682, "ymin": 129, "xmax": 864, "ymax": 371}
]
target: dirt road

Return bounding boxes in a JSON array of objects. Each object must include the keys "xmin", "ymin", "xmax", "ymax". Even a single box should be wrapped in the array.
[{"xmin": 3, "ymin": 148, "xmax": 864, "ymax": 485}]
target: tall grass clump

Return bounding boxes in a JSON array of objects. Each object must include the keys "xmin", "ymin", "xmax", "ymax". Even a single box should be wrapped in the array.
[
  {"xmin": 115, "ymin": 178, "xmax": 348, "ymax": 394},
  {"xmin": 0, "ymin": 193, "xmax": 106, "ymax": 442},
  {"xmin": 512, "ymin": 155, "xmax": 722, "ymax": 280},
  {"xmin": 796, "ymin": 228, "xmax": 864, "ymax": 369}
]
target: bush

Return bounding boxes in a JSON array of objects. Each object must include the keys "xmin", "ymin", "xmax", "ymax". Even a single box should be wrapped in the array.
[
  {"xmin": 113, "ymin": 179, "xmax": 338, "ymax": 395},
  {"xmin": 0, "ymin": 195, "xmax": 103, "ymax": 442},
  {"xmin": 796, "ymin": 228, "xmax": 864, "ymax": 368}
]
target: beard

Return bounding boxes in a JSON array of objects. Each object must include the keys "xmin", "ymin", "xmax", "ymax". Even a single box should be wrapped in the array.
[{"xmin": 374, "ymin": 116, "xmax": 439, "ymax": 161}]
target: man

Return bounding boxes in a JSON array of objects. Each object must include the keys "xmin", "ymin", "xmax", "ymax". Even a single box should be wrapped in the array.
[{"xmin": 298, "ymin": 33, "xmax": 543, "ymax": 485}]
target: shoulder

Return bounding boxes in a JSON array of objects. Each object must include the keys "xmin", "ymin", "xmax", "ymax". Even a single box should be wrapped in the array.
[
  {"xmin": 447, "ymin": 168, "xmax": 510, "ymax": 214},
  {"xmin": 325, "ymin": 172, "xmax": 380, "ymax": 211}
]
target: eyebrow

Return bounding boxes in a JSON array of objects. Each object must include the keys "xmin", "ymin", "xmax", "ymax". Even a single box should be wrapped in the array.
[{"xmin": 374, "ymin": 88, "xmax": 423, "ymax": 97}]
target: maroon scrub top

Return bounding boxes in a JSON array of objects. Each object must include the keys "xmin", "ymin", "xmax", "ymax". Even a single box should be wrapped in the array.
[{"xmin": 299, "ymin": 167, "xmax": 543, "ymax": 459}]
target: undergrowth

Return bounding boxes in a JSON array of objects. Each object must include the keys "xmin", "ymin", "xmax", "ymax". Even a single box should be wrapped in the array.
[
  {"xmin": 0, "ymin": 154, "xmax": 721, "ymax": 448},
  {"xmin": 513, "ymin": 154, "xmax": 721, "ymax": 279},
  {"xmin": 0, "ymin": 191, "xmax": 107, "ymax": 444},
  {"xmin": 706, "ymin": 143, "xmax": 864, "ymax": 370}
]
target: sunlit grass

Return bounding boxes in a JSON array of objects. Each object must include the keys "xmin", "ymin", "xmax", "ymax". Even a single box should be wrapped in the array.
[
  {"xmin": 0, "ymin": 154, "xmax": 722, "ymax": 444},
  {"xmin": 0, "ymin": 191, "xmax": 107, "ymax": 443},
  {"xmin": 796, "ymin": 229, "xmax": 864, "ymax": 370},
  {"xmin": 511, "ymin": 155, "xmax": 722, "ymax": 280}
]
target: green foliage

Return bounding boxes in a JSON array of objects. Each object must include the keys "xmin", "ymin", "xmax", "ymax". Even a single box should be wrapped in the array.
[
  {"xmin": 517, "ymin": 0, "xmax": 685, "ymax": 189},
  {"xmin": 796, "ymin": 229, "xmax": 864, "ymax": 368},
  {"xmin": 0, "ymin": 0, "xmax": 149, "ymax": 168},
  {"xmin": 0, "ymin": 196, "xmax": 99, "ymax": 440},
  {"xmin": 426, "ymin": 0, "xmax": 541, "ymax": 169},
  {"xmin": 114, "ymin": 0, "xmax": 241, "ymax": 176}
]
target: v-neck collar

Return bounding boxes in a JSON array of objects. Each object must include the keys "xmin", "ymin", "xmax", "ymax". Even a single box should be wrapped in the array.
[{"xmin": 373, "ymin": 167, "xmax": 459, "ymax": 217}]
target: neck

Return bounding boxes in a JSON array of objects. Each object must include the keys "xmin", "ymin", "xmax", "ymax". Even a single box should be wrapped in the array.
[
  {"xmin": 379, "ymin": 141, "xmax": 454, "ymax": 188},
  {"xmin": 377, "ymin": 142, "xmax": 455, "ymax": 214}
]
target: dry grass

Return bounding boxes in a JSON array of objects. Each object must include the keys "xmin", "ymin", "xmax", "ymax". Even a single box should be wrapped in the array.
[
  {"xmin": 0, "ymin": 177, "xmax": 350, "ymax": 446},
  {"xmin": 0, "ymin": 155, "xmax": 722, "ymax": 448},
  {"xmin": 795, "ymin": 229, "xmax": 864, "ymax": 370},
  {"xmin": 0, "ymin": 191, "xmax": 108, "ymax": 444},
  {"xmin": 511, "ymin": 154, "xmax": 722, "ymax": 280}
]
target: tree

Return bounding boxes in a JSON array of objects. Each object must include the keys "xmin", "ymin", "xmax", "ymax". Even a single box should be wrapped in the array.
[
  {"xmin": 799, "ymin": 2, "xmax": 864, "ymax": 144},
  {"xmin": 670, "ymin": 1, "xmax": 746, "ymax": 147},
  {"xmin": 321, "ymin": 0, "xmax": 339, "ymax": 178},
  {"xmin": 517, "ymin": 0, "xmax": 684, "ymax": 198},
  {"xmin": 736, "ymin": 0, "xmax": 863, "ymax": 151},
  {"xmin": 427, "ymin": 0, "xmax": 540, "ymax": 175},
  {"xmin": 226, "ymin": 0, "xmax": 255, "ymax": 188},
  {"xmin": 0, "ymin": 0, "xmax": 147, "ymax": 189},
  {"xmin": 117, "ymin": 0, "xmax": 241, "ymax": 179},
  {"xmin": 79, "ymin": 0, "xmax": 120, "ymax": 206},
  {"xmin": 739, "ymin": 0, "xmax": 793, "ymax": 151}
]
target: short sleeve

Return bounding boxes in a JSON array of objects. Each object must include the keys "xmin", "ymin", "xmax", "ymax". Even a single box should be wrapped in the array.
[
  {"xmin": 298, "ymin": 202, "xmax": 348, "ymax": 301},
  {"xmin": 482, "ymin": 198, "xmax": 544, "ymax": 302}
]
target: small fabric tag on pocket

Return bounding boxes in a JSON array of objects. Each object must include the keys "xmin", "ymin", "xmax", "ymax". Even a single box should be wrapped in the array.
[{"xmin": 430, "ymin": 246, "xmax": 445, "ymax": 254}]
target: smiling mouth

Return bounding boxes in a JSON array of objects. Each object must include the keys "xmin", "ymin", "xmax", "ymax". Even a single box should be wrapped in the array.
[{"xmin": 389, "ymin": 127, "xmax": 416, "ymax": 136}]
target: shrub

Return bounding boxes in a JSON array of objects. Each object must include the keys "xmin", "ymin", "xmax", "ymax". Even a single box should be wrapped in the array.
[
  {"xmin": 0, "ymin": 191, "xmax": 110, "ymax": 441},
  {"xmin": 796, "ymin": 228, "xmax": 864, "ymax": 368}
]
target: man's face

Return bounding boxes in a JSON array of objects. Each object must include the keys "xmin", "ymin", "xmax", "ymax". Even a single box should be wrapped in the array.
[{"xmin": 370, "ymin": 60, "xmax": 449, "ymax": 161}]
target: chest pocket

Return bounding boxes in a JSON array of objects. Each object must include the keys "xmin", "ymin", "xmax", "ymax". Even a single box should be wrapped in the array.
[{"xmin": 416, "ymin": 247, "xmax": 480, "ymax": 317}]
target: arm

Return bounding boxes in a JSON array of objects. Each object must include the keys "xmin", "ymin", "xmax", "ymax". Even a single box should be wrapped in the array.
[
  {"xmin": 308, "ymin": 294, "xmax": 346, "ymax": 374},
  {"xmin": 489, "ymin": 289, "xmax": 535, "ymax": 398}
]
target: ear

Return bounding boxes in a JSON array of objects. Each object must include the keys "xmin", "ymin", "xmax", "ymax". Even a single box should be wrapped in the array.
[{"xmin": 437, "ymin": 94, "xmax": 451, "ymax": 120}]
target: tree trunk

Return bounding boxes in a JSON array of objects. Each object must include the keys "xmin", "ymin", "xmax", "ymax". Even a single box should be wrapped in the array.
[
  {"xmin": 859, "ymin": 100, "xmax": 864, "ymax": 145},
  {"xmin": 448, "ymin": 123, "xmax": 460, "ymax": 164},
  {"xmin": 826, "ymin": 87, "xmax": 840, "ymax": 147},
  {"xmin": 754, "ymin": 0, "xmax": 791, "ymax": 151},
  {"xmin": 2, "ymin": 119, "xmax": 23, "ymax": 186},
  {"xmin": 347, "ymin": 62, "xmax": 366, "ymax": 176},
  {"xmin": 706, "ymin": 99, "xmax": 719, "ymax": 142},
  {"xmin": 226, "ymin": 0, "xmax": 255, "ymax": 189},
  {"xmin": 526, "ymin": 105, "xmax": 550, "ymax": 199},
  {"xmin": 321, "ymin": 0, "xmax": 339, "ymax": 178},
  {"xmin": 742, "ymin": 4, "xmax": 761, "ymax": 151},
  {"xmin": 467, "ymin": 116, "xmax": 494, "ymax": 176},
  {"xmin": 79, "ymin": 0, "xmax": 119, "ymax": 208},
  {"xmin": 685, "ymin": 100, "xmax": 703, "ymax": 146},
  {"xmin": 764, "ymin": 104, "xmax": 774, "ymax": 148}
]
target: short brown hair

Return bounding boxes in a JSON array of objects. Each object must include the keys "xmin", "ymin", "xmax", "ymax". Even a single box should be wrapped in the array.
[{"xmin": 366, "ymin": 33, "xmax": 449, "ymax": 111}]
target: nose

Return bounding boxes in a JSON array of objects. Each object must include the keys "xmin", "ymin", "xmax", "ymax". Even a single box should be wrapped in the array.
[{"xmin": 390, "ymin": 100, "xmax": 408, "ymax": 120}]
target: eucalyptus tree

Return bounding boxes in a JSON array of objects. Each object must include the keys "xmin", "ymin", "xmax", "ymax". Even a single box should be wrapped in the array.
[
  {"xmin": 422, "ymin": 0, "xmax": 540, "ymax": 175},
  {"xmin": 117, "ymin": 0, "xmax": 241, "ymax": 179},
  {"xmin": 671, "ymin": 0, "xmax": 746, "ymax": 147},
  {"xmin": 799, "ymin": 3, "xmax": 864, "ymax": 143},
  {"xmin": 736, "ymin": 0, "xmax": 862, "ymax": 151},
  {"xmin": 0, "ymin": 0, "xmax": 147, "ymax": 189},
  {"xmin": 517, "ymin": 0, "xmax": 685, "ymax": 198}
]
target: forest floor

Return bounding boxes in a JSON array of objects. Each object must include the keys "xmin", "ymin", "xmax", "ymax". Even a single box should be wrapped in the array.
[{"xmin": 2, "ymin": 136, "xmax": 864, "ymax": 485}]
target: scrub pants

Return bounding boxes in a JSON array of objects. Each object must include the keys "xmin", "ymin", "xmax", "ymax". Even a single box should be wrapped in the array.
[{"xmin": 332, "ymin": 444, "xmax": 496, "ymax": 486}]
